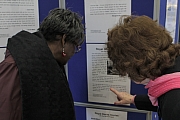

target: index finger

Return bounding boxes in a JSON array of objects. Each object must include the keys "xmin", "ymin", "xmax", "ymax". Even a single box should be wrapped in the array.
[{"xmin": 110, "ymin": 88, "xmax": 119, "ymax": 95}]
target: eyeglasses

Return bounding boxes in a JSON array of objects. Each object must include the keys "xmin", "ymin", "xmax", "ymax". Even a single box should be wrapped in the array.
[
  {"xmin": 71, "ymin": 41, "xmax": 81, "ymax": 53},
  {"xmin": 75, "ymin": 45, "xmax": 81, "ymax": 53}
]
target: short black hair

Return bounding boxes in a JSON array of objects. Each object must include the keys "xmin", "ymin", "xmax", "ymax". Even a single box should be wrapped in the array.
[{"xmin": 38, "ymin": 8, "xmax": 85, "ymax": 45}]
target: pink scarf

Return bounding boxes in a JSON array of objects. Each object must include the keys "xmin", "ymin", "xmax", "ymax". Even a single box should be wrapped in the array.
[{"xmin": 145, "ymin": 72, "xmax": 180, "ymax": 106}]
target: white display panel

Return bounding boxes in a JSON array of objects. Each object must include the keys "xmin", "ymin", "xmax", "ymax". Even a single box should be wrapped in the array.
[
  {"xmin": 0, "ymin": 0, "xmax": 39, "ymax": 47},
  {"xmin": 0, "ymin": 48, "xmax": 6, "ymax": 62}
]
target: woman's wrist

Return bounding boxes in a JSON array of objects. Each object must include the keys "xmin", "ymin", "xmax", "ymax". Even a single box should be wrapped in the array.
[{"xmin": 132, "ymin": 95, "xmax": 136, "ymax": 104}]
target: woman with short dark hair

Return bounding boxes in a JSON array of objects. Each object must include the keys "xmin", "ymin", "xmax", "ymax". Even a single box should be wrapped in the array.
[{"xmin": 0, "ymin": 8, "xmax": 84, "ymax": 120}]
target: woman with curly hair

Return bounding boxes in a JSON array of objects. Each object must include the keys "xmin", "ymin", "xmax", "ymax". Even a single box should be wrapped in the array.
[{"xmin": 107, "ymin": 15, "xmax": 180, "ymax": 120}]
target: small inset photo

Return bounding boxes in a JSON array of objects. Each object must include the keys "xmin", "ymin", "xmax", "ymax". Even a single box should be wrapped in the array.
[{"xmin": 107, "ymin": 60, "xmax": 119, "ymax": 75}]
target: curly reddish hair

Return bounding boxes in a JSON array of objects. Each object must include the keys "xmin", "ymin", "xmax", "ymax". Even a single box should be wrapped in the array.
[{"xmin": 107, "ymin": 15, "xmax": 180, "ymax": 82}]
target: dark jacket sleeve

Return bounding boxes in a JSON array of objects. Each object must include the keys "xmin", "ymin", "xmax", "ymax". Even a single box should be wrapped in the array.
[{"xmin": 134, "ymin": 95, "xmax": 157, "ymax": 112}]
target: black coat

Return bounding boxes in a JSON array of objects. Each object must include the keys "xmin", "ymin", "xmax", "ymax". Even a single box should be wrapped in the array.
[
  {"xmin": 134, "ymin": 56, "xmax": 180, "ymax": 120},
  {"xmin": 7, "ymin": 31, "xmax": 76, "ymax": 120}
]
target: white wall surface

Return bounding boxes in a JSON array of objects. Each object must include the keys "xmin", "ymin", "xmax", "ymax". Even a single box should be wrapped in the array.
[{"xmin": 0, "ymin": 48, "xmax": 6, "ymax": 62}]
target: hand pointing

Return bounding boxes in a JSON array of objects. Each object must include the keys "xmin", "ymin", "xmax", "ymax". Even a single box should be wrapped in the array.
[{"xmin": 110, "ymin": 88, "xmax": 135, "ymax": 105}]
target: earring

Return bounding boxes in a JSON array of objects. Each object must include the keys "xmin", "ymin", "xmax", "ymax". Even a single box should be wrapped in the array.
[{"xmin": 62, "ymin": 47, "xmax": 66, "ymax": 57}]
